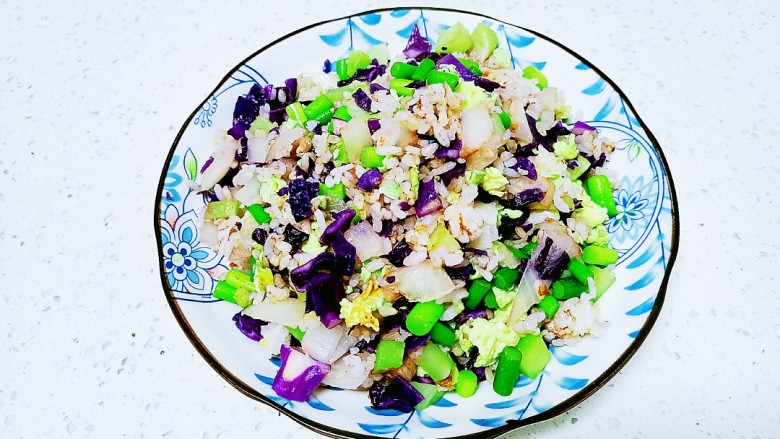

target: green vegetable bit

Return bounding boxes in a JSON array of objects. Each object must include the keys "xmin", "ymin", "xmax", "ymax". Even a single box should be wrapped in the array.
[
  {"xmin": 567, "ymin": 258, "xmax": 594, "ymax": 285},
  {"xmin": 434, "ymin": 22, "xmax": 473, "ymax": 53},
  {"xmin": 335, "ymin": 58, "xmax": 350, "ymax": 80},
  {"xmin": 224, "ymin": 269, "xmax": 256, "ymax": 292},
  {"xmin": 233, "ymin": 288, "xmax": 252, "ymax": 307},
  {"xmin": 522, "ymin": 65, "xmax": 548, "ymax": 90},
  {"xmin": 493, "ymin": 346, "xmax": 522, "ymax": 396},
  {"xmin": 515, "ymin": 334, "xmax": 551, "ymax": 379},
  {"xmin": 581, "ymin": 245, "xmax": 619, "ymax": 266},
  {"xmin": 591, "ymin": 266, "xmax": 616, "ymax": 302},
  {"xmin": 246, "ymin": 204, "xmax": 271, "ymax": 224},
  {"xmin": 204, "ymin": 199, "xmax": 240, "ymax": 220},
  {"xmin": 427, "ymin": 70, "xmax": 459, "ymax": 90},
  {"xmin": 498, "ymin": 111, "xmax": 512, "ymax": 130},
  {"xmin": 414, "ymin": 343, "xmax": 452, "ymax": 381},
  {"xmin": 412, "ymin": 58, "xmax": 436, "ymax": 81},
  {"xmin": 332, "ymin": 105, "xmax": 352, "ymax": 122},
  {"xmin": 319, "ymin": 182, "xmax": 347, "ymax": 200},
  {"xmin": 390, "ymin": 61, "xmax": 417, "ymax": 79},
  {"xmin": 406, "ymin": 301, "xmax": 445, "ymax": 336},
  {"xmin": 507, "ymin": 241, "xmax": 538, "ymax": 260},
  {"xmin": 285, "ymin": 101, "xmax": 308, "ymax": 124},
  {"xmin": 212, "ymin": 279, "xmax": 238, "ymax": 303},
  {"xmin": 493, "ymin": 267, "xmax": 520, "ymax": 290},
  {"xmin": 303, "ymin": 94, "xmax": 334, "ymax": 123},
  {"xmin": 430, "ymin": 322, "xmax": 457, "ymax": 347},
  {"xmin": 286, "ymin": 326, "xmax": 306, "ymax": 342},
  {"xmin": 586, "ymin": 175, "xmax": 618, "ymax": 216},
  {"xmin": 465, "ymin": 279, "xmax": 492, "ymax": 309},
  {"xmin": 483, "ymin": 291, "xmax": 499, "ymax": 309},
  {"xmin": 470, "ymin": 22, "xmax": 499, "ymax": 61},
  {"xmin": 360, "ymin": 146, "xmax": 385, "ymax": 169},
  {"xmin": 347, "ymin": 50, "xmax": 372, "ymax": 77},
  {"xmin": 390, "ymin": 78, "xmax": 415, "ymax": 97},
  {"xmin": 373, "ymin": 340, "xmax": 405, "ymax": 373},
  {"xmin": 455, "ymin": 369, "xmax": 478, "ymax": 398},
  {"xmin": 538, "ymin": 295, "xmax": 560, "ymax": 319},
  {"xmin": 332, "ymin": 140, "xmax": 349, "ymax": 164},
  {"xmin": 551, "ymin": 278, "xmax": 588, "ymax": 300},
  {"xmin": 411, "ymin": 382, "xmax": 445, "ymax": 410}
]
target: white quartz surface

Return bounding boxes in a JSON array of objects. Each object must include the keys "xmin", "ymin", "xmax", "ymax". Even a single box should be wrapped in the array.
[{"xmin": 1, "ymin": 0, "xmax": 779, "ymax": 437}]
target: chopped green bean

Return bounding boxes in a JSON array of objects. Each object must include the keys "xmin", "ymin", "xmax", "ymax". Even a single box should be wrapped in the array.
[
  {"xmin": 319, "ymin": 182, "xmax": 347, "ymax": 200},
  {"xmin": 285, "ymin": 101, "xmax": 308, "ymax": 124},
  {"xmin": 406, "ymin": 301, "xmax": 445, "ymax": 336},
  {"xmin": 360, "ymin": 147, "xmax": 385, "ymax": 169},
  {"xmin": 586, "ymin": 175, "xmax": 618, "ymax": 216},
  {"xmin": 551, "ymin": 278, "xmax": 588, "ymax": 300},
  {"xmin": 246, "ymin": 204, "xmax": 271, "ymax": 224},
  {"xmin": 412, "ymin": 58, "xmax": 436, "ymax": 81},
  {"xmin": 493, "ymin": 346, "xmax": 522, "ymax": 396},
  {"xmin": 390, "ymin": 61, "xmax": 417, "ymax": 79},
  {"xmin": 212, "ymin": 280, "xmax": 237, "ymax": 303},
  {"xmin": 465, "ymin": 279, "xmax": 492, "ymax": 309},
  {"xmin": 567, "ymin": 258, "xmax": 594, "ymax": 285},
  {"xmin": 335, "ymin": 59, "xmax": 350, "ymax": 80},
  {"xmin": 224, "ymin": 269, "xmax": 256, "ymax": 292},
  {"xmin": 455, "ymin": 369, "xmax": 478, "ymax": 397},
  {"xmin": 430, "ymin": 322, "xmax": 457, "ymax": 346},
  {"xmin": 581, "ymin": 245, "xmax": 619, "ymax": 266},
  {"xmin": 427, "ymin": 70, "xmax": 459, "ymax": 90},
  {"xmin": 537, "ymin": 295, "xmax": 560, "ymax": 319},
  {"xmin": 493, "ymin": 267, "xmax": 520, "ymax": 290}
]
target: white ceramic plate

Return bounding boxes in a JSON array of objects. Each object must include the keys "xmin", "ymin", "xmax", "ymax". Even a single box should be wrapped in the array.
[{"xmin": 155, "ymin": 7, "xmax": 679, "ymax": 438}]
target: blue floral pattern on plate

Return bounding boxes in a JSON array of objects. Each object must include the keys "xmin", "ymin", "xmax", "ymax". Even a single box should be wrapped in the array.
[{"xmin": 155, "ymin": 8, "xmax": 678, "ymax": 438}]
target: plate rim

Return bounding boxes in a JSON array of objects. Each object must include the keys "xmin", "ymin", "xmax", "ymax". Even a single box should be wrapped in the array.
[{"xmin": 153, "ymin": 6, "xmax": 680, "ymax": 439}]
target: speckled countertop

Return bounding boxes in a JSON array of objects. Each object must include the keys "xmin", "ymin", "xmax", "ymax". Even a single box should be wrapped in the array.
[{"xmin": 1, "ymin": 0, "xmax": 778, "ymax": 437}]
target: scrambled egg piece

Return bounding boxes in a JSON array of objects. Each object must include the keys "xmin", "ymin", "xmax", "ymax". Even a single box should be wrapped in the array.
[{"xmin": 339, "ymin": 280, "xmax": 384, "ymax": 331}]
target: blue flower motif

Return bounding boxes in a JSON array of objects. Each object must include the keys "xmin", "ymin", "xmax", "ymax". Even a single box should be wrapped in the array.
[
  {"xmin": 194, "ymin": 95, "xmax": 218, "ymax": 128},
  {"xmin": 160, "ymin": 204, "xmax": 222, "ymax": 296},
  {"xmin": 607, "ymin": 177, "xmax": 651, "ymax": 242}
]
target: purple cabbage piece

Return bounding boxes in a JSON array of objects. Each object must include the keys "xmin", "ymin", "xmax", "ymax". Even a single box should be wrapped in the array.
[
  {"xmin": 251, "ymin": 228, "xmax": 268, "ymax": 245},
  {"xmin": 235, "ymin": 138, "xmax": 249, "ymax": 162},
  {"xmin": 268, "ymin": 107, "xmax": 287, "ymax": 125},
  {"xmin": 387, "ymin": 240, "xmax": 412, "ymax": 267},
  {"xmin": 440, "ymin": 162, "xmax": 466, "ymax": 186},
  {"xmin": 290, "ymin": 252, "xmax": 346, "ymax": 327},
  {"xmin": 437, "ymin": 54, "xmax": 477, "ymax": 81},
  {"xmin": 414, "ymin": 178, "xmax": 443, "ymax": 217},
  {"xmin": 283, "ymin": 78, "xmax": 298, "ymax": 102},
  {"xmin": 518, "ymin": 115, "xmax": 572, "ymax": 154},
  {"xmin": 455, "ymin": 309, "xmax": 489, "ymax": 325},
  {"xmin": 288, "ymin": 178, "xmax": 319, "ymax": 222},
  {"xmin": 378, "ymin": 220, "xmax": 394, "ymax": 237},
  {"xmin": 407, "ymin": 80, "xmax": 426, "ymax": 89},
  {"xmin": 471, "ymin": 367, "xmax": 487, "ymax": 382},
  {"xmin": 369, "ymin": 83, "xmax": 387, "ymax": 93},
  {"xmin": 502, "ymin": 188, "xmax": 545, "ymax": 210},
  {"xmin": 338, "ymin": 60, "xmax": 387, "ymax": 86},
  {"xmin": 283, "ymin": 224, "xmax": 308, "ymax": 249},
  {"xmin": 322, "ymin": 59, "xmax": 332, "ymax": 73},
  {"xmin": 353, "ymin": 89, "xmax": 373, "ymax": 112},
  {"xmin": 435, "ymin": 138, "xmax": 462, "ymax": 160},
  {"xmin": 357, "ymin": 168, "xmax": 383, "ymax": 191},
  {"xmin": 512, "ymin": 156, "xmax": 537, "ymax": 180},
  {"xmin": 272, "ymin": 345, "xmax": 330, "ymax": 402},
  {"xmin": 532, "ymin": 236, "xmax": 571, "ymax": 280},
  {"xmin": 582, "ymin": 151, "xmax": 607, "ymax": 169},
  {"xmin": 232, "ymin": 312, "xmax": 267, "ymax": 341},
  {"xmin": 566, "ymin": 159, "xmax": 579, "ymax": 169},
  {"xmin": 474, "ymin": 76, "xmax": 501, "ymax": 92},
  {"xmin": 367, "ymin": 118, "xmax": 381, "ymax": 134},
  {"xmin": 200, "ymin": 156, "xmax": 214, "ymax": 173},
  {"xmin": 464, "ymin": 248, "xmax": 488, "ymax": 256},
  {"xmin": 320, "ymin": 209, "xmax": 356, "ymax": 244},
  {"xmin": 398, "ymin": 201, "xmax": 411, "ymax": 211},
  {"xmin": 369, "ymin": 377, "xmax": 424, "ymax": 413},
  {"xmin": 572, "ymin": 121, "xmax": 596, "ymax": 135},
  {"xmin": 412, "ymin": 376, "xmax": 435, "ymax": 385},
  {"xmin": 278, "ymin": 186, "xmax": 289, "ymax": 196},
  {"xmin": 445, "ymin": 264, "xmax": 474, "ymax": 282},
  {"xmin": 403, "ymin": 24, "xmax": 432, "ymax": 60},
  {"xmin": 330, "ymin": 231, "xmax": 357, "ymax": 276},
  {"xmin": 404, "ymin": 335, "xmax": 430, "ymax": 352}
]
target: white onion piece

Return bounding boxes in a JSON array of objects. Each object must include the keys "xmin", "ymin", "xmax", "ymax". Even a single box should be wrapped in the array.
[
  {"xmin": 342, "ymin": 118, "xmax": 373, "ymax": 163},
  {"xmin": 199, "ymin": 137, "xmax": 239, "ymax": 191},
  {"xmin": 461, "ymin": 107, "xmax": 493, "ymax": 149},
  {"xmin": 234, "ymin": 178, "xmax": 261, "ymax": 207},
  {"xmin": 246, "ymin": 135, "xmax": 271, "ymax": 163},
  {"xmin": 262, "ymin": 323, "xmax": 290, "ymax": 356},
  {"xmin": 301, "ymin": 323, "xmax": 356, "ymax": 363},
  {"xmin": 468, "ymin": 202, "xmax": 500, "ymax": 250},
  {"xmin": 344, "ymin": 221, "xmax": 391, "ymax": 261},
  {"xmin": 507, "ymin": 263, "xmax": 546, "ymax": 326},
  {"xmin": 242, "ymin": 299, "xmax": 305, "ymax": 328},
  {"xmin": 509, "ymin": 100, "xmax": 533, "ymax": 145},
  {"xmin": 393, "ymin": 260, "xmax": 457, "ymax": 303},
  {"xmin": 322, "ymin": 354, "xmax": 374, "ymax": 390},
  {"xmin": 281, "ymin": 345, "xmax": 320, "ymax": 380},
  {"xmin": 267, "ymin": 126, "xmax": 305, "ymax": 161},
  {"xmin": 538, "ymin": 221, "xmax": 582, "ymax": 258}
]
